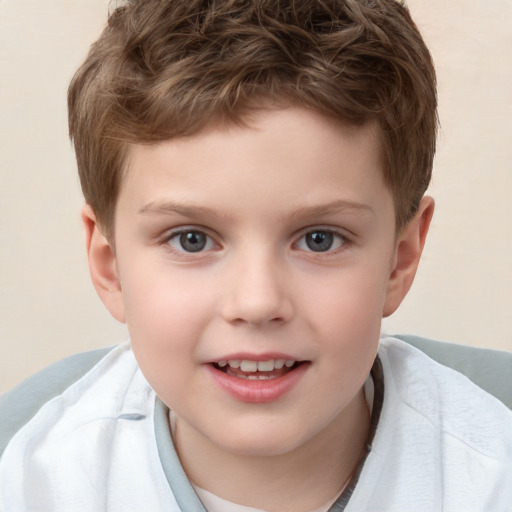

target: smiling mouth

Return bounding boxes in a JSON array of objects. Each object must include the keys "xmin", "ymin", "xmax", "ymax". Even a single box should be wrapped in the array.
[{"xmin": 213, "ymin": 359, "xmax": 304, "ymax": 380}]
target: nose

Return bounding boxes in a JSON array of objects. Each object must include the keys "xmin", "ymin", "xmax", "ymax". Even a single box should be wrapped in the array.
[{"xmin": 220, "ymin": 248, "xmax": 294, "ymax": 326}]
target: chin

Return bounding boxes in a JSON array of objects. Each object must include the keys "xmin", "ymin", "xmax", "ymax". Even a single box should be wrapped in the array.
[{"xmin": 210, "ymin": 422, "xmax": 315, "ymax": 458}]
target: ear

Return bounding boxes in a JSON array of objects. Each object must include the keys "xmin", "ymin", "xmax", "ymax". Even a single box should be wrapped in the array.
[
  {"xmin": 382, "ymin": 196, "xmax": 434, "ymax": 317},
  {"xmin": 81, "ymin": 205, "xmax": 126, "ymax": 323}
]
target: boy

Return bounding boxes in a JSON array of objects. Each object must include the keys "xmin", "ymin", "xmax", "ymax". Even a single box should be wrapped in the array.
[{"xmin": 1, "ymin": 0, "xmax": 511, "ymax": 510}]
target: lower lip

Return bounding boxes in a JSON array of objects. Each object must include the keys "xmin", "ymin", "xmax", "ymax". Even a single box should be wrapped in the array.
[{"xmin": 205, "ymin": 363, "xmax": 309, "ymax": 403}]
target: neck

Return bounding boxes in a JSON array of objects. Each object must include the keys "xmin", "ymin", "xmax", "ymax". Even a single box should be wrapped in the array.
[{"xmin": 174, "ymin": 389, "xmax": 370, "ymax": 512}]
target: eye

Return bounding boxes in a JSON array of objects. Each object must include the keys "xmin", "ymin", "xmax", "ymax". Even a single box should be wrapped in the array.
[
  {"xmin": 296, "ymin": 229, "xmax": 346, "ymax": 253},
  {"xmin": 168, "ymin": 230, "xmax": 216, "ymax": 253}
]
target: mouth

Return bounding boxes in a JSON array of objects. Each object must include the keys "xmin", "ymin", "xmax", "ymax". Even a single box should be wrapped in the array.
[
  {"xmin": 207, "ymin": 357, "xmax": 310, "ymax": 403},
  {"xmin": 212, "ymin": 358, "xmax": 304, "ymax": 380}
]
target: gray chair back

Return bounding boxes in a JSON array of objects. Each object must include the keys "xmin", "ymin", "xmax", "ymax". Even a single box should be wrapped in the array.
[{"xmin": 396, "ymin": 334, "xmax": 512, "ymax": 410}]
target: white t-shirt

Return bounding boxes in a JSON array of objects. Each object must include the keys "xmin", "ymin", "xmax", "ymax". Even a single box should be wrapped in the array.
[
  {"xmin": 1, "ymin": 337, "xmax": 511, "ymax": 511},
  {"xmin": 193, "ymin": 485, "xmax": 341, "ymax": 512}
]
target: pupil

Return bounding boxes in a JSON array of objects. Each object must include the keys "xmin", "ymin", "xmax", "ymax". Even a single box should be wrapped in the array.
[
  {"xmin": 180, "ymin": 231, "xmax": 207, "ymax": 252},
  {"xmin": 306, "ymin": 231, "xmax": 333, "ymax": 252}
]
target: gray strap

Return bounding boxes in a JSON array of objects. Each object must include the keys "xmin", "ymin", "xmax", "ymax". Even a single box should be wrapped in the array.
[
  {"xmin": 154, "ymin": 398, "xmax": 207, "ymax": 511},
  {"xmin": 329, "ymin": 356, "xmax": 385, "ymax": 512}
]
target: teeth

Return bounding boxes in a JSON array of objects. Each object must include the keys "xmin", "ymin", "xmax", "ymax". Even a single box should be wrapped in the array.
[
  {"xmin": 257, "ymin": 360, "xmax": 274, "ymax": 372},
  {"xmin": 219, "ymin": 359, "xmax": 297, "ymax": 372},
  {"xmin": 240, "ymin": 360, "xmax": 258, "ymax": 372},
  {"xmin": 235, "ymin": 373, "xmax": 275, "ymax": 380}
]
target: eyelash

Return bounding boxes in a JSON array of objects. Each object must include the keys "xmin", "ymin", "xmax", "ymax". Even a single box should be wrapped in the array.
[
  {"xmin": 161, "ymin": 227, "xmax": 350, "ymax": 257},
  {"xmin": 294, "ymin": 229, "xmax": 348, "ymax": 255},
  {"xmin": 164, "ymin": 228, "xmax": 218, "ymax": 255}
]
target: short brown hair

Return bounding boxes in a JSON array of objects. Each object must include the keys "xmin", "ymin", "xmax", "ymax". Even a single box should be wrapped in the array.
[{"xmin": 68, "ymin": 0, "xmax": 437, "ymax": 240}]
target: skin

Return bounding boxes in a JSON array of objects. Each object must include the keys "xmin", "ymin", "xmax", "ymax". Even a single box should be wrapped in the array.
[{"xmin": 83, "ymin": 107, "xmax": 433, "ymax": 511}]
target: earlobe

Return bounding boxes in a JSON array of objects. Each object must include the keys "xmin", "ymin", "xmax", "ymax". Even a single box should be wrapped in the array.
[
  {"xmin": 382, "ymin": 196, "xmax": 435, "ymax": 318},
  {"xmin": 81, "ymin": 205, "xmax": 126, "ymax": 323}
]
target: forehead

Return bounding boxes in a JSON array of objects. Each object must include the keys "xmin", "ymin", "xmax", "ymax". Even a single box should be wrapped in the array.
[{"xmin": 118, "ymin": 107, "xmax": 389, "ymax": 222}]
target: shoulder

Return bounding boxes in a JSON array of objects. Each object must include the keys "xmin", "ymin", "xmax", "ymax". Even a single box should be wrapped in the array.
[
  {"xmin": 378, "ymin": 336, "xmax": 512, "ymax": 458},
  {"xmin": 0, "ymin": 344, "xmax": 179, "ymax": 510},
  {"xmin": 347, "ymin": 337, "xmax": 512, "ymax": 510},
  {"xmin": 0, "ymin": 344, "xmax": 123, "ymax": 458}
]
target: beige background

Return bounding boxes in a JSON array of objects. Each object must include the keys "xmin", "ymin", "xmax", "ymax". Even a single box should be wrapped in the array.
[{"xmin": 1, "ymin": 0, "xmax": 511, "ymax": 393}]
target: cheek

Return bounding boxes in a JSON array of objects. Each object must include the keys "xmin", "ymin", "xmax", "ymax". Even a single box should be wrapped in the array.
[
  {"xmin": 122, "ymin": 283, "xmax": 210, "ymax": 408},
  {"xmin": 299, "ymin": 263, "xmax": 389, "ymax": 376},
  {"xmin": 303, "ymin": 264, "xmax": 390, "ymax": 329},
  {"xmin": 122, "ymin": 260, "xmax": 214, "ymax": 330},
  {"xmin": 118, "ymin": 262, "xmax": 216, "ymax": 373}
]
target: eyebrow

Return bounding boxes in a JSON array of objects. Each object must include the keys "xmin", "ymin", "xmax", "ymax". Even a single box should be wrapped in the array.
[
  {"xmin": 138, "ymin": 199, "xmax": 374, "ymax": 220},
  {"xmin": 138, "ymin": 200, "xmax": 226, "ymax": 219},
  {"xmin": 288, "ymin": 199, "xmax": 375, "ymax": 219}
]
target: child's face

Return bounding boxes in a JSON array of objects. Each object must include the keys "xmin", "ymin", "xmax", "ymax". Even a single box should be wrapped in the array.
[{"xmin": 91, "ymin": 107, "xmax": 421, "ymax": 458}]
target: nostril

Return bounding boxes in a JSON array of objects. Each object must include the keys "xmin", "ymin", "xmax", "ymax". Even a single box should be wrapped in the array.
[{"xmin": 230, "ymin": 314, "xmax": 287, "ymax": 327}]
